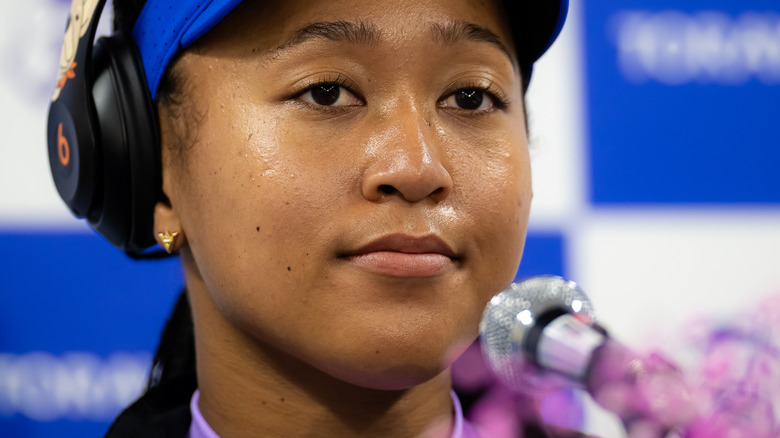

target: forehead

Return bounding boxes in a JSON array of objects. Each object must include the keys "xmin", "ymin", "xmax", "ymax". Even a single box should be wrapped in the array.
[{"xmin": 194, "ymin": 0, "xmax": 516, "ymax": 62}]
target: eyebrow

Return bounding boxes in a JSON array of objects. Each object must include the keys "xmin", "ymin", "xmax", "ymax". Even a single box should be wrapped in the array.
[
  {"xmin": 267, "ymin": 19, "xmax": 514, "ymax": 66},
  {"xmin": 430, "ymin": 21, "xmax": 516, "ymax": 66},
  {"xmin": 274, "ymin": 21, "xmax": 381, "ymax": 53}
]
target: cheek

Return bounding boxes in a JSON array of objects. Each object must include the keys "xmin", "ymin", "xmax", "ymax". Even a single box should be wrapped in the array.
[
  {"xmin": 172, "ymin": 104, "xmax": 356, "ymax": 321},
  {"xmin": 173, "ymin": 110, "xmax": 300, "ymax": 292},
  {"xmin": 452, "ymin": 134, "xmax": 532, "ymax": 297}
]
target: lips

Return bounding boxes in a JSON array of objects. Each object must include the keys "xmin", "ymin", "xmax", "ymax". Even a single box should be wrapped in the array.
[{"xmin": 341, "ymin": 234, "xmax": 459, "ymax": 277}]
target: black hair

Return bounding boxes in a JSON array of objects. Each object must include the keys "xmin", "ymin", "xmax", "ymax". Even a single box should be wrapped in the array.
[{"xmin": 147, "ymin": 290, "xmax": 196, "ymax": 390}]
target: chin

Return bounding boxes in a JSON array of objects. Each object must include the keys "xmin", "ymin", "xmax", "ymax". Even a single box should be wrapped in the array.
[
  {"xmin": 313, "ymin": 331, "xmax": 477, "ymax": 391},
  {"xmin": 321, "ymin": 357, "xmax": 450, "ymax": 391},
  {"xmin": 344, "ymin": 364, "xmax": 445, "ymax": 391}
]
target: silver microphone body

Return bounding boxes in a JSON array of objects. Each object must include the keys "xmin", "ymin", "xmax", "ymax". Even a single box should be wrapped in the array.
[
  {"xmin": 480, "ymin": 276, "xmax": 702, "ymax": 434},
  {"xmin": 480, "ymin": 276, "xmax": 604, "ymax": 392}
]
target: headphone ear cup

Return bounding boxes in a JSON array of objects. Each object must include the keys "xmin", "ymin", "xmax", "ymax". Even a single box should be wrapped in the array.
[{"xmin": 91, "ymin": 35, "xmax": 161, "ymax": 254}]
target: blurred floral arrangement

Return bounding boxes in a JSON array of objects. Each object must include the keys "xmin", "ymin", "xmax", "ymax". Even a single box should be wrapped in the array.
[{"xmin": 451, "ymin": 290, "xmax": 780, "ymax": 437}]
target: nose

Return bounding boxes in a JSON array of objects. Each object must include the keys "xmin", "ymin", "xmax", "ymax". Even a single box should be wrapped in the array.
[{"xmin": 361, "ymin": 114, "xmax": 453, "ymax": 204}]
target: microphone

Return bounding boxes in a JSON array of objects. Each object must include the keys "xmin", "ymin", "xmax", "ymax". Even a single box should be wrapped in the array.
[
  {"xmin": 480, "ymin": 276, "xmax": 701, "ymax": 436},
  {"xmin": 480, "ymin": 276, "xmax": 604, "ymax": 392}
]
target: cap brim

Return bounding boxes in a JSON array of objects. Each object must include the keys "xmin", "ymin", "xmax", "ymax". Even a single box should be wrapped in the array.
[
  {"xmin": 135, "ymin": 0, "xmax": 568, "ymax": 97},
  {"xmin": 504, "ymin": 0, "xmax": 568, "ymax": 67}
]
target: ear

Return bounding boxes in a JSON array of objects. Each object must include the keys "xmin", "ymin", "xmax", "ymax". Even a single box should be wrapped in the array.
[{"xmin": 154, "ymin": 201, "xmax": 187, "ymax": 254}]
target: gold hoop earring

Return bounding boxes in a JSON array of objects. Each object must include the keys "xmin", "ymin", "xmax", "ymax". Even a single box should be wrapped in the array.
[{"xmin": 157, "ymin": 231, "xmax": 179, "ymax": 254}]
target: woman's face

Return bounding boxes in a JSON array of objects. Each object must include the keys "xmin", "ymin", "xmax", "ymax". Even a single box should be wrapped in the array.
[{"xmin": 161, "ymin": 0, "xmax": 531, "ymax": 390}]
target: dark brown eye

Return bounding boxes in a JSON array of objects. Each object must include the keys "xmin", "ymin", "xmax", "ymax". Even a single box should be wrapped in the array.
[
  {"xmin": 310, "ymin": 85, "xmax": 340, "ymax": 106},
  {"xmin": 441, "ymin": 88, "xmax": 496, "ymax": 111},
  {"xmin": 298, "ymin": 83, "xmax": 362, "ymax": 107},
  {"xmin": 454, "ymin": 90, "xmax": 484, "ymax": 110}
]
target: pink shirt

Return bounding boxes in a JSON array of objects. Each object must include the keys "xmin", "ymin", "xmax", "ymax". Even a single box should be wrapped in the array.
[{"xmin": 188, "ymin": 389, "xmax": 480, "ymax": 438}]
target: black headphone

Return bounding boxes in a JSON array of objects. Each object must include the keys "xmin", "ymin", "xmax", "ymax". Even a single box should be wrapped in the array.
[{"xmin": 47, "ymin": 0, "xmax": 160, "ymax": 255}]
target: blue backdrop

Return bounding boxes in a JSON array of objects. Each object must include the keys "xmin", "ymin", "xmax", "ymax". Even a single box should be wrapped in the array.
[{"xmin": 587, "ymin": 0, "xmax": 780, "ymax": 204}]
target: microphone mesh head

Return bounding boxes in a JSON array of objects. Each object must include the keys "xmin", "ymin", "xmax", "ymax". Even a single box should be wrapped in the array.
[{"xmin": 479, "ymin": 276, "xmax": 596, "ymax": 393}]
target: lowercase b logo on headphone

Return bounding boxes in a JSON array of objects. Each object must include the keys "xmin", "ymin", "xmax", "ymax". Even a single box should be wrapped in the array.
[{"xmin": 46, "ymin": 0, "xmax": 161, "ymax": 255}]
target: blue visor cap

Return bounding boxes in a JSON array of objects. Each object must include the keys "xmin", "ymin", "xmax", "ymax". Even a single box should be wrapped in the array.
[{"xmin": 133, "ymin": 0, "xmax": 568, "ymax": 99}]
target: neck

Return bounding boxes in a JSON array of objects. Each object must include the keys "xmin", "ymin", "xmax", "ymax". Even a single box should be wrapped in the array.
[{"xmin": 186, "ymin": 277, "xmax": 455, "ymax": 438}]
